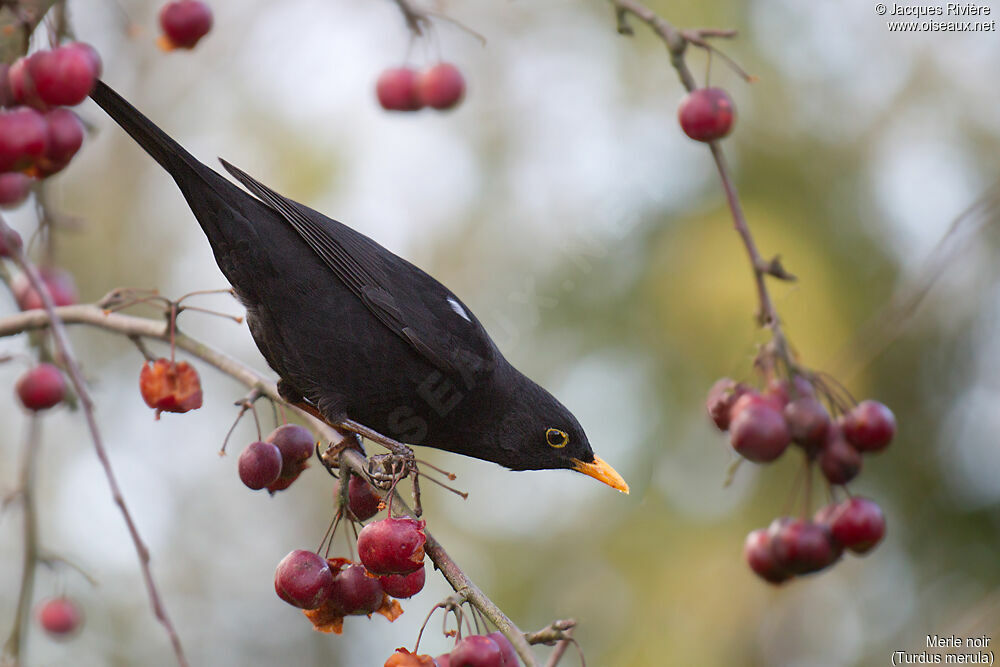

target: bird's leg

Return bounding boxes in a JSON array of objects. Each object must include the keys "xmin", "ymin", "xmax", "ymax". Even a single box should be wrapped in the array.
[{"xmin": 337, "ymin": 418, "xmax": 415, "ymax": 461}]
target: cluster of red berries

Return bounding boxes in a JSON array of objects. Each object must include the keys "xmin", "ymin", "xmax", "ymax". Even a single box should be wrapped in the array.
[
  {"xmin": 158, "ymin": 0, "xmax": 213, "ymax": 51},
  {"xmin": 707, "ymin": 375, "xmax": 895, "ymax": 582},
  {"xmin": 677, "ymin": 86, "xmax": 735, "ymax": 142},
  {"xmin": 0, "ymin": 42, "xmax": 99, "ymax": 208},
  {"xmin": 376, "ymin": 63, "xmax": 465, "ymax": 112},
  {"xmin": 273, "ymin": 510, "xmax": 425, "ymax": 631},
  {"xmin": 237, "ymin": 424, "xmax": 315, "ymax": 493},
  {"xmin": 36, "ymin": 597, "xmax": 83, "ymax": 638},
  {"xmin": 385, "ymin": 632, "xmax": 519, "ymax": 666},
  {"xmin": 745, "ymin": 497, "xmax": 886, "ymax": 584}
]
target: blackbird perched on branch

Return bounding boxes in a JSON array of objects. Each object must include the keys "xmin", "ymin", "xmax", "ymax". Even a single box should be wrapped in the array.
[{"xmin": 89, "ymin": 80, "xmax": 628, "ymax": 494}]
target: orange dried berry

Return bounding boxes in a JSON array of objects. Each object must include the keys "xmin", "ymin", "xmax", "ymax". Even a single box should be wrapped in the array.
[
  {"xmin": 384, "ymin": 648, "xmax": 437, "ymax": 667},
  {"xmin": 139, "ymin": 358, "xmax": 203, "ymax": 418}
]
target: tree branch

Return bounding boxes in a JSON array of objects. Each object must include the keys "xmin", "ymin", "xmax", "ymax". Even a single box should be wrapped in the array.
[
  {"xmin": 607, "ymin": 0, "xmax": 792, "ymax": 364},
  {"xmin": 0, "ymin": 220, "xmax": 190, "ymax": 667}
]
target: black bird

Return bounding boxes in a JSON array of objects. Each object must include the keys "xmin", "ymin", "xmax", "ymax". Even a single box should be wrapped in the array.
[{"xmin": 89, "ymin": 80, "xmax": 628, "ymax": 493}]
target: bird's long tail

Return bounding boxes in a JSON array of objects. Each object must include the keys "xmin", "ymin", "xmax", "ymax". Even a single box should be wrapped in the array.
[{"xmin": 88, "ymin": 79, "xmax": 202, "ymax": 175}]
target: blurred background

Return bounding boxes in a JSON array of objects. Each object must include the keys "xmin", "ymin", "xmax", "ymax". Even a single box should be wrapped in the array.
[{"xmin": 2, "ymin": 0, "xmax": 1000, "ymax": 664}]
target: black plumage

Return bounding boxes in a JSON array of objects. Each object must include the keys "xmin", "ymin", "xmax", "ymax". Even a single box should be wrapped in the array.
[{"xmin": 89, "ymin": 80, "xmax": 627, "ymax": 493}]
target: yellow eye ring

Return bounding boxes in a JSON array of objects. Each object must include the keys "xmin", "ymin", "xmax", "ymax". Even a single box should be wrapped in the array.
[{"xmin": 545, "ymin": 428, "xmax": 569, "ymax": 448}]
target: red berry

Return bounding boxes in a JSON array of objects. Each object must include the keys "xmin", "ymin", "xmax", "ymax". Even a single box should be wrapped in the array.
[
  {"xmin": 486, "ymin": 632, "xmax": 519, "ymax": 666},
  {"xmin": 417, "ymin": 63, "xmax": 465, "ymax": 110},
  {"xmin": 728, "ymin": 402, "xmax": 790, "ymax": 463},
  {"xmin": 0, "ymin": 226, "xmax": 23, "ymax": 257},
  {"xmin": 16, "ymin": 363, "xmax": 66, "ymax": 411},
  {"xmin": 274, "ymin": 549, "xmax": 334, "ymax": 609},
  {"xmin": 328, "ymin": 563, "xmax": 384, "ymax": 615},
  {"xmin": 435, "ymin": 656, "xmax": 452, "ymax": 667},
  {"xmin": 264, "ymin": 424, "xmax": 314, "ymax": 492},
  {"xmin": 768, "ymin": 517, "xmax": 840, "ymax": 575},
  {"xmin": 765, "ymin": 375, "xmax": 815, "ymax": 407},
  {"xmin": 818, "ymin": 425, "xmax": 862, "ymax": 485},
  {"xmin": 159, "ymin": 1, "xmax": 214, "ymax": 50},
  {"xmin": 0, "ymin": 172, "xmax": 32, "ymax": 207},
  {"xmin": 138, "ymin": 358, "xmax": 203, "ymax": 416},
  {"xmin": 828, "ymin": 497, "xmax": 885, "ymax": 554},
  {"xmin": 238, "ymin": 440, "xmax": 283, "ymax": 490},
  {"xmin": 450, "ymin": 635, "xmax": 504, "ymax": 667},
  {"xmin": 678, "ymin": 87, "xmax": 735, "ymax": 142},
  {"xmin": 36, "ymin": 108, "xmax": 85, "ymax": 176},
  {"xmin": 37, "ymin": 597, "xmax": 82, "ymax": 637},
  {"xmin": 705, "ymin": 377, "xmax": 748, "ymax": 431},
  {"xmin": 841, "ymin": 400, "xmax": 896, "ymax": 452},
  {"xmin": 378, "ymin": 565, "xmax": 425, "ymax": 599},
  {"xmin": 728, "ymin": 391, "xmax": 782, "ymax": 422},
  {"xmin": 12, "ymin": 267, "xmax": 78, "ymax": 310},
  {"xmin": 28, "ymin": 45, "xmax": 100, "ymax": 107},
  {"xmin": 784, "ymin": 396, "xmax": 830, "ymax": 454},
  {"xmin": 7, "ymin": 58, "xmax": 39, "ymax": 108},
  {"xmin": 376, "ymin": 68, "xmax": 422, "ymax": 112},
  {"xmin": 0, "ymin": 107, "xmax": 48, "ymax": 172},
  {"xmin": 743, "ymin": 528, "xmax": 790, "ymax": 584},
  {"xmin": 358, "ymin": 516, "xmax": 426, "ymax": 575},
  {"xmin": 335, "ymin": 473, "xmax": 382, "ymax": 520}
]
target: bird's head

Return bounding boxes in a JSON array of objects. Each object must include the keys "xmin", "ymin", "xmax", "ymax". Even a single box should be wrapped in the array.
[{"xmin": 490, "ymin": 375, "xmax": 629, "ymax": 494}]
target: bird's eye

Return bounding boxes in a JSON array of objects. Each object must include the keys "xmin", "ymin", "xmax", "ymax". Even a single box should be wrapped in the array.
[{"xmin": 545, "ymin": 428, "xmax": 569, "ymax": 448}]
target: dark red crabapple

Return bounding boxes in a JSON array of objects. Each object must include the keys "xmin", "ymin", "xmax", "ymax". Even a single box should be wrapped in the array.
[
  {"xmin": 378, "ymin": 565, "xmax": 425, "ymax": 599},
  {"xmin": 728, "ymin": 391, "xmax": 782, "ymax": 422},
  {"xmin": 16, "ymin": 363, "xmax": 66, "ymax": 411},
  {"xmin": 828, "ymin": 496, "xmax": 886, "ymax": 554},
  {"xmin": 37, "ymin": 597, "xmax": 82, "ymax": 637},
  {"xmin": 274, "ymin": 549, "xmax": 334, "ymax": 609},
  {"xmin": 743, "ymin": 528, "xmax": 791, "ymax": 584},
  {"xmin": 0, "ymin": 172, "xmax": 32, "ymax": 207},
  {"xmin": 728, "ymin": 401, "xmax": 790, "ymax": 463},
  {"xmin": 329, "ymin": 563, "xmax": 384, "ymax": 615},
  {"xmin": 705, "ymin": 377, "xmax": 749, "ymax": 431},
  {"xmin": 486, "ymin": 631, "xmax": 519, "ymax": 666},
  {"xmin": 450, "ymin": 635, "xmax": 504, "ymax": 667},
  {"xmin": 27, "ymin": 44, "xmax": 100, "ymax": 107},
  {"xmin": 818, "ymin": 426, "xmax": 862, "ymax": 485},
  {"xmin": 376, "ymin": 68, "xmax": 423, "ymax": 112},
  {"xmin": 358, "ymin": 516, "xmax": 426, "ymax": 575},
  {"xmin": 159, "ymin": 0, "xmax": 214, "ymax": 50},
  {"xmin": 12, "ymin": 267, "xmax": 78, "ymax": 310},
  {"xmin": 784, "ymin": 396, "xmax": 830, "ymax": 453},
  {"xmin": 677, "ymin": 87, "xmax": 735, "ymax": 142},
  {"xmin": 238, "ymin": 440, "xmax": 283, "ymax": 490},
  {"xmin": 37, "ymin": 108, "xmax": 85, "ymax": 176},
  {"xmin": 417, "ymin": 63, "xmax": 465, "ymax": 110},
  {"xmin": 841, "ymin": 400, "xmax": 896, "ymax": 452},
  {"xmin": 765, "ymin": 375, "xmax": 815, "ymax": 407},
  {"xmin": 0, "ymin": 107, "xmax": 48, "ymax": 172},
  {"xmin": 265, "ymin": 424, "xmax": 314, "ymax": 492},
  {"xmin": 768, "ymin": 517, "xmax": 840, "ymax": 575},
  {"xmin": 335, "ymin": 473, "xmax": 382, "ymax": 520}
]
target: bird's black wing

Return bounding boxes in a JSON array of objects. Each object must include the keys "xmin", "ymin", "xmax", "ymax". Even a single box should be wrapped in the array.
[{"xmin": 218, "ymin": 159, "xmax": 496, "ymax": 383}]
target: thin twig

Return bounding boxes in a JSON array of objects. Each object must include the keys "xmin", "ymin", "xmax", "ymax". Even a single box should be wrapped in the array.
[{"xmin": 2, "ymin": 416, "xmax": 42, "ymax": 664}]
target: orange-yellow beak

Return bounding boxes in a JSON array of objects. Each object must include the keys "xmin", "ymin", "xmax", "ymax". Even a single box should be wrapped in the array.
[{"xmin": 571, "ymin": 456, "xmax": 629, "ymax": 494}]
